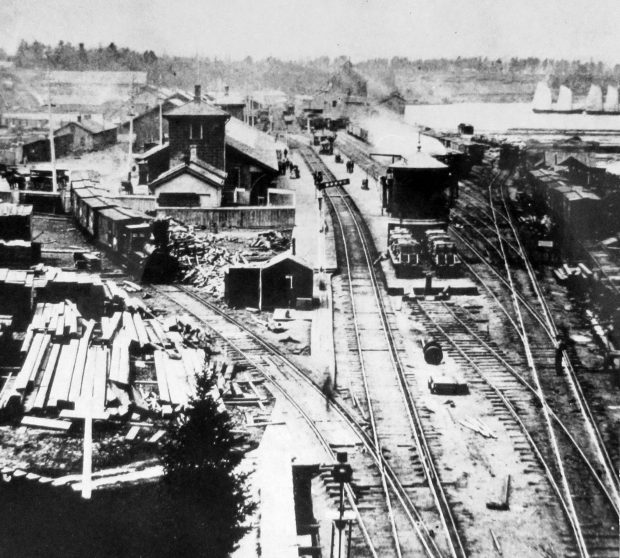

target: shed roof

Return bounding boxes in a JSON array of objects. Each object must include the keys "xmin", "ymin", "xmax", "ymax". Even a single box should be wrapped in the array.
[
  {"xmin": 391, "ymin": 152, "xmax": 448, "ymax": 170},
  {"xmin": 0, "ymin": 203, "xmax": 32, "ymax": 217},
  {"xmin": 262, "ymin": 252, "xmax": 313, "ymax": 270},
  {"xmin": 98, "ymin": 207, "xmax": 134, "ymax": 221},
  {"xmin": 82, "ymin": 196, "xmax": 114, "ymax": 210},
  {"xmin": 57, "ymin": 119, "xmax": 117, "ymax": 136}
]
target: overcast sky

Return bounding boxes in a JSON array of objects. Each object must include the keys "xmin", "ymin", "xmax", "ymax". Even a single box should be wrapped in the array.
[{"xmin": 1, "ymin": 0, "xmax": 619, "ymax": 63}]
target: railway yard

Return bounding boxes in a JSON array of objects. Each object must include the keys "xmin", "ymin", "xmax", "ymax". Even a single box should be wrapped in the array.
[{"xmin": 0, "ymin": 98, "xmax": 619, "ymax": 558}]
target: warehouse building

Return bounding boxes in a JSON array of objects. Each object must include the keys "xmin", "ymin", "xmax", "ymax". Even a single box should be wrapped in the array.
[{"xmin": 55, "ymin": 117, "xmax": 118, "ymax": 152}]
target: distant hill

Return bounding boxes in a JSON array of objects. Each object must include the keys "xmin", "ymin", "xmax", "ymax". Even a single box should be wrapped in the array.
[{"xmin": 7, "ymin": 41, "xmax": 620, "ymax": 105}]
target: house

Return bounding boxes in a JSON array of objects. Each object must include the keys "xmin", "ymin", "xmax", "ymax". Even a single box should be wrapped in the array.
[
  {"xmin": 118, "ymin": 96, "xmax": 188, "ymax": 151},
  {"xmin": 223, "ymin": 117, "xmax": 283, "ymax": 205},
  {"xmin": 164, "ymin": 85, "xmax": 230, "ymax": 170},
  {"xmin": 55, "ymin": 117, "xmax": 117, "ymax": 152},
  {"xmin": 209, "ymin": 86, "xmax": 246, "ymax": 121},
  {"xmin": 149, "ymin": 152, "xmax": 227, "ymax": 208},
  {"xmin": 21, "ymin": 133, "xmax": 73, "ymax": 163}
]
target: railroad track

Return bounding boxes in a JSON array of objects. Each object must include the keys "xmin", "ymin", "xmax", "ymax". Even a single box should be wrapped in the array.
[
  {"xmin": 410, "ymin": 299, "xmax": 619, "ymax": 558},
  {"xmin": 154, "ymin": 284, "xmax": 449, "ymax": 558},
  {"xmin": 320, "ymin": 137, "xmax": 619, "ymax": 556},
  {"xmin": 451, "ymin": 169, "xmax": 619, "ymax": 557},
  {"xmin": 297, "ymin": 142, "xmax": 467, "ymax": 558}
]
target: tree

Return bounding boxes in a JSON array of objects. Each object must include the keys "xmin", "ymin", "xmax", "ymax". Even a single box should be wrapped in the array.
[{"xmin": 161, "ymin": 371, "xmax": 256, "ymax": 557}]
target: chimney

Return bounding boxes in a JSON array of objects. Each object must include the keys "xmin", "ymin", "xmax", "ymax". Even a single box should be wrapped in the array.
[
  {"xmin": 189, "ymin": 145, "xmax": 197, "ymax": 160},
  {"xmin": 77, "ymin": 115, "xmax": 82, "ymax": 123},
  {"xmin": 224, "ymin": 85, "xmax": 229, "ymax": 96},
  {"xmin": 194, "ymin": 85, "xmax": 201, "ymax": 103},
  {"xmin": 291, "ymin": 238, "xmax": 296, "ymax": 256}
]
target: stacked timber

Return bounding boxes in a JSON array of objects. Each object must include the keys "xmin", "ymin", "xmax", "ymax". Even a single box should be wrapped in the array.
[{"xmin": 168, "ymin": 223, "xmax": 289, "ymax": 296}]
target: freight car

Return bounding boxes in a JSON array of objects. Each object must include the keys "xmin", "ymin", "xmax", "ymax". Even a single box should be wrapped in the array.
[
  {"xmin": 346, "ymin": 123, "xmax": 369, "ymax": 143},
  {"xmin": 70, "ymin": 186, "xmax": 160, "ymax": 277}
]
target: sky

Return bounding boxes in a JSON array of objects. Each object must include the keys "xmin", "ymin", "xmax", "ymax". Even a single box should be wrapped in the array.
[{"xmin": 1, "ymin": 0, "xmax": 620, "ymax": 63}]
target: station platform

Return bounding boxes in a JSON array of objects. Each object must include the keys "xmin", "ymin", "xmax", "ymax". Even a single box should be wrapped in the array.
[
  {"xmin": 320, "ymin": 150, "xmax": 478, "ymax": 296},
  {"xmin": 288, "ymin": 148, "xmax": 337, "ymax": 272}
]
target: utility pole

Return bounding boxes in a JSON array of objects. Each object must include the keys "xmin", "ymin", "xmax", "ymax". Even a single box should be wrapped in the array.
[
  {"xmin": 127, "ymin": 82, "xmax": 135, "ymax": 180},
  {"xmin": 47, "ymin": 72, "xmax": 58, "ymax": 193},
  {"xmin": 159, "ymin": 100, "xmax": 163, "ymax": 145}
]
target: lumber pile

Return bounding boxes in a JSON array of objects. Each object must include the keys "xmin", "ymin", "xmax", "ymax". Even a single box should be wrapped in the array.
[{"xmin": 168, "ymin": 223, "xmax": 289, "ymax": 296}]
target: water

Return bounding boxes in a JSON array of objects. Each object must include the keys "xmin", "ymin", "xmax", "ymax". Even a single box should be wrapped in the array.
[{"xmin": 403, "ymin": 102, "xmax": 620, "ymax": 134}]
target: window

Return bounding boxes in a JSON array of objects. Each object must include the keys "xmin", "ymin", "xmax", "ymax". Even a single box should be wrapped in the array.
[{"xmin": 189, "ymin": 123, "xmax": 203, "ymax": 139}]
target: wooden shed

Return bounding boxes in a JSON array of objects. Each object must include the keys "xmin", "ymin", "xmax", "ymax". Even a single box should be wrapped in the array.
[
  {"xmin": 225, "ymin": 265, "xmax": 261, "ymax": 308},
  {"xmin": 260, "ymin": 253, "xmax": 313, "ymax": 310}
]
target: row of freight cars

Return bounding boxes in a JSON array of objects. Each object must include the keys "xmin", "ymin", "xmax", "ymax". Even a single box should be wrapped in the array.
[
  {"xmin": 346, "ymin": 123, "xmax": 369, "ymax": 143},
  {"xmin": 527, "ymin": 168, "xmax": 602, "ymax": 241},
  {"xmin": 388, "ymin": 226, "xmax": 461, "ymax": 278},
  {"xmin": 70, "ymin": 186, "xmax": 153, "ymax": 267}
]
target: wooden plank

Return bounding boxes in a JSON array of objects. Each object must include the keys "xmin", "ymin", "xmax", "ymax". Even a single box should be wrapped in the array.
[
  {"xmin": 147, "ymin": 430, "xmax": 166, "ymax": 444},
  {"xmin": 165, "ymin": 357, "xmax": 189, "ymax": 406},
  {"xmin": 153, "ymin": 351, "xmax": 171, "ymax": 403},
  {"xmin": 150, "ymin": 319, "xmax": 172, "ymax": 348},
  {"xmin": 65, "ymin": 320, "xmax": 95, "ymax": 404},
  {"xmin": 92, "ymin": 347, "xmax": 108, "ymax": 414},
  {"xmin": 47, "ymin": 339, "xmax": 78, "ymax": 408},
  {"xmin": 21, "ymin": 416, "xmax": 71, "ymax": 431},
  {"xmin": 133, "ymin": 313, "xmax": 149, "ymax": 348},
  {"xmin": 13, "ymin": 333, "xmax": 45, "ymax": 392},
  {"xmin": 54, "ymin": 315, "xmax": 65, "ymax": 339},
  {"xmin": 32, "ymin": 343, "xmax": 61, "ymax": 410},
  {"xmin": 78, "ymin": 347, "xmax": 97, "ymax": 401},
  {"xmin": 100, "ymin": 312, "xmax": 122, "ymax": 343},
  {"xmin": 20, "ymin": 327, "xmax": 34, "ymax": 354},
  {"xmin": 108, "ymin": 332, "xmax": 130, "ymax": 385},
  {"xmin": 122, "ymin": 312, "xmax": 138, "ymax": 344},
  {"xmin": 125, "ymin": 426, "xmax": 140, "ymax": 441}
]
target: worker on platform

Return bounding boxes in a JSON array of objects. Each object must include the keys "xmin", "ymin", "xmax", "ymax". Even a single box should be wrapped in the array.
[
  {"xmin": 322, "ymin": 373, "xmax": 335, "ymax": 410},
  {"xmin": 555, "ymin": 336, "xmax": 567, "ymax": 376}
]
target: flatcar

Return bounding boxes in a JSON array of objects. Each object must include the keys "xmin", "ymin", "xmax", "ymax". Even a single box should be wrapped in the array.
[{"xmin": 388, "ymin": 227, "xmax": 423, "ymax": 277}]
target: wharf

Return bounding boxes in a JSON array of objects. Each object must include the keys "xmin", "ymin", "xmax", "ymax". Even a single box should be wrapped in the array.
[
  {"xmin": 320, "ymin": 152, "xmax": 478, "ymax": 296},
  {"xmin": 289, "ymin": 149, "xmax": 337, "ymax": 272}
]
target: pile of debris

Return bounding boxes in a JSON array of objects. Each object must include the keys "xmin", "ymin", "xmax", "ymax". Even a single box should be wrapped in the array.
[{"xmin": 168, "ymin": 222, "xmax": 290, "ymax": 296}]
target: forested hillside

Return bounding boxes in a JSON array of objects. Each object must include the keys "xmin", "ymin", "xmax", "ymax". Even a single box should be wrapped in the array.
[{"xmin": 8, "ymin": 40, "xmax": 620, "ymax": 103}]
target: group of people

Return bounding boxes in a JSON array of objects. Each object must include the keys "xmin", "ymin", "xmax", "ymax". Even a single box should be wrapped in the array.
[{"xmin": 276, "ymin": 148, "xmax": 300, "ymax": 178}]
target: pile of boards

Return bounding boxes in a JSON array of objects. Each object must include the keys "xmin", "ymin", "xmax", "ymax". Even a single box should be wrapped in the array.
[
  {"xmin": 0, "ymin": 293, "xmax": 208, "ymax": 427},
  {"xmin": 168, "ymin": 223, "xmax": 289, "ymax": 296}
]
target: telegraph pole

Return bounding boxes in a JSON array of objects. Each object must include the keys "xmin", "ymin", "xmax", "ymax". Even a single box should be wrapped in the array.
[
  {"xmin": 159, "ymin": 100, "xmax": 163, "ymax": 145},
  {"xmin": 47, "ymin": 72, "xmax": 58, "ymax": 193}
]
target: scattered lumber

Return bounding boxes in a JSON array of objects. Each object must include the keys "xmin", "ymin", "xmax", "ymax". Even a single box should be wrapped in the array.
[
  {"xmin": 21, "ymin": 416, "xmax": 72, "ymax": 431},
  {"xmin": 486, "ymin": 475, "xmax": 511, "ymax": 511}
]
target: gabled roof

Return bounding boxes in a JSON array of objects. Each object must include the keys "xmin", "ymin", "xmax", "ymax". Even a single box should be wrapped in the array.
[
  {"xmin": 57, "ymin": 119, "xmax": 116, "ymax": 135},
  {"xmin": 134, "ymin": 143, "xmax": 169, "ymax": 160},
  {"xmin": 225, "ymin": 117, "xmax": 283, "ymax": 172},
  {"xmin": 150, "ymin": 156, "xmax": 227, "ymax": 189},
  {"xmin": 391, "ymin": 152, "xmax": 448, "ymax": 170},
  {"xmin": 262, "ymin": 251, "xmax": 313, "ymax": 271},
  {"xmin": 164, "ymin": 101, "xmax": 229, "ymax": 118}
]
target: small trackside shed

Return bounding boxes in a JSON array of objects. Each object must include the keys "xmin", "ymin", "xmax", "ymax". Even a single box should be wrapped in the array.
[
  {"xmin": 0, "ymin": 203, "xmax": 33, "ymax": 241},
  {"xmin": 260, "ymin": 253, "xmax": 313, "ymax": 310},
  {"xmin": 225, "ymin": 265, "xmax": 261, "ymax": 308},
  {"xmin": 225, "ymin": 253, "xmax": 314, "ymax": 310}
]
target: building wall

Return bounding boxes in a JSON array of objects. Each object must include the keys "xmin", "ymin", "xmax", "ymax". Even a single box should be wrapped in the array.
[
  {"xmin": 153, "ymin": 173, "xmax": 222, "ymax": 208},
  {"xmin": 154, "ymin": 206, "xmax": 295, "ymax": 229},
  {"xmin": 62, "ymin": 123, "xmax": 93, "ymax": 151},
  {"xmin": 261, "ymin": 259, "xmax": 313, "ymax": 309},
  {"xmin": 92, "ymin": 128, "xmax": 117, "ymax": 150},
  {"xmin": 217, "ymin": 104, "xmax": 244, "ymax": 120},
  {"xmin": 166, "ymin": 115, "xmax": 227, "ymax": 170}
]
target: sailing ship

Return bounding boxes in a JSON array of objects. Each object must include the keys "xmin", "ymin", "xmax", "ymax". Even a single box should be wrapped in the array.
[
  {"xmin": 532, "ymin": 82, "xmax": 553, "ymax": 113},
  {"xmin": 602, "ymin": 84, "xmax": 620, "ymax": 114},
  {"xmin": 531, "ymin": 82, "xmax": 582, "ymax": 114},
  {"xmin": 584, "ymin": 84, "xmax": 620, "ymax": 114},
  {"xmin": 554, "ymin": 85, "xmax": 582, "ymax": 114}
]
